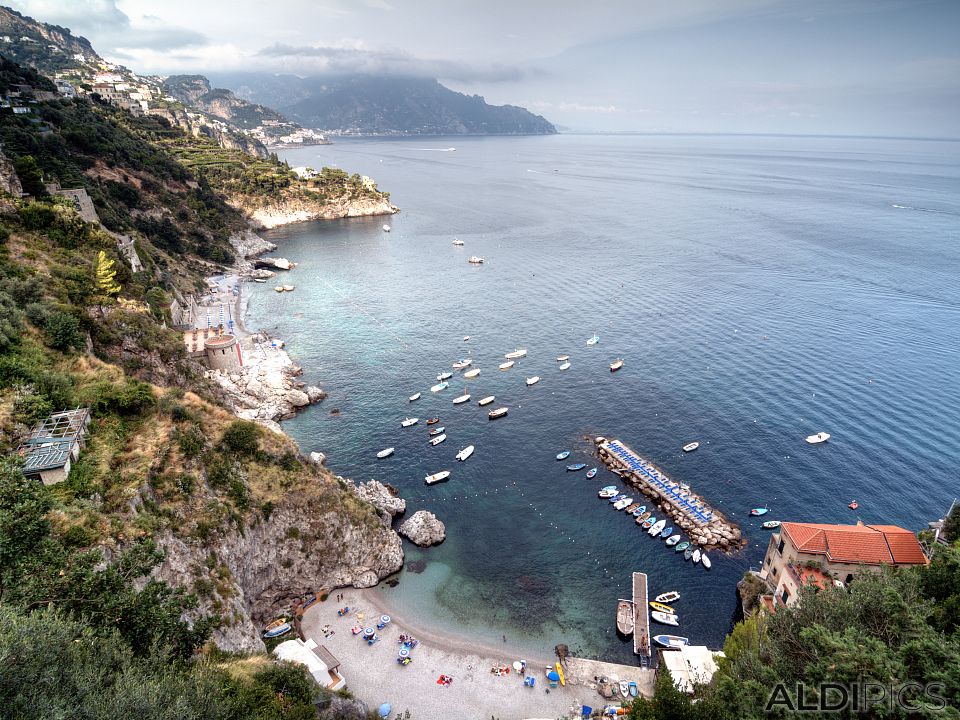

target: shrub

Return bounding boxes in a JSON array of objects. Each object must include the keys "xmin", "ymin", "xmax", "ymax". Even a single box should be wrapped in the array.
[
  {"xmin": 176, "ymin": 424, "xmax": 206, "ymax": 458},
  {"xmin": 0, "ymin": 290, "xmax": 23, "ymax": 351},
  {"xmin": 221, "ymin": 420, "xmax": 259, "ymax": 455},
  {"xmin": 80, "ymin": 377, "xmax": 155, "ymax": 416},
  {"xmin": 44, "ymin": 311, "xmax": 84, "ymax": 352},
  {"xmin": 13, "ymin": 155, "xmax": 47, "ymax": 197}
]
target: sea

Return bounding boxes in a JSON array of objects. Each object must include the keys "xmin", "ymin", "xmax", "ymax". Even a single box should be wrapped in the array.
[{"xmin": 245, "ymin": 134, "xmax": 960, "ymax": 663}]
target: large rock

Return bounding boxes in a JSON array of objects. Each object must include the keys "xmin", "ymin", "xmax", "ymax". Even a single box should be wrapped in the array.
[
  {"xmin": 398, "ymin": 510, "xmax": 445, "ymax": 547},
  {"xmin": 286, "ymin": 389, "xmax": 310, "ymax": 407},
  {"xmin": 228, "ymin": 229, "xmax": 276, "ymax": 259},
  {"xmin": 355, "ymin": 480, "xmax": 406, "ymax": 519}
]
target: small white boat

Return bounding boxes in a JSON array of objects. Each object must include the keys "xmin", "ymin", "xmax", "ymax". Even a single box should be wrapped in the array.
[
  {"xmin": 437, "ymin": 372, "xmax": 453, "ymax": 381},
  {"xmin": 701, "ymin": 553, "xmax": 712, "ymax": 570},
  {"xmin": 655, "ymin": 591, "xmax": 680, "ymax": 604},
  {"xmin": 253, "ymin": 278, "xmax": 267, "ymax": 283},
  {"xmin": 648, "ymin": 519, "xmax": 667, "ymax": 536},
  {"xmin": 452, "ymin": 238, "xmax": 465, "ymax": 246},
  {"xmin": 692, "ymin": 549, "xmax": 702, "ymax": 564},
  {"xmin": 598, "ymin": 488, "xmax": 619, "ymax": 499},
  {"xmin": 430, "ymin": 382, "xmax": 449, "ymax": 393},
  {"xmin": 401, "ymin": 417, "xmax": 419, "ymax": 427},
  {"xmin": 619, "ymin": 681, "xmax": 629, "ymax": 698},
  {"xmin": 558, "ymin": 362, "xmax": 571, "ymax": 370},
  {"xmin": 452, "ymin": 359, "xmax": 472, "ymax": 370},
  {"xmin": 586, "ymin": 334, "xmax": 600, "ymax": 346},
  {"xmin": 376, "ymin": 447, "xmax": 395, "ymax": 458},
  {"xmin": 526, "ymin": 376, "xmax": 540, "ymax": 386},
  {"xmin": 382, "ymin": 225, "xmax": 391, "ymax": 232},
  {"xmin": 610, "ymin": 358, "xmax": 624, "ymax": 372},
  {"xmin": 556, "ymin": 355, "xmax": 570, "ymax": 362},
  {"xmin": 488, "ymin": 407, "xmax": 508, "ymax": 419},
  {"xmin": 614, "ymin": 497, "xmax": 633, "ymax": 510},
  {"xmin": 468, "ymin": 256, "xmax": 484, "ymax": 264},
  {"xmin": 456, "ymin": 445, "xmax": 475, "ymax": 461},
  {"xmin": 806, "ymin": 432, "xmax": 831, "ymax": 444},
  {"xmin": 429, "ymin": 433, "xmax": 447, "ymax": 446},
  {"xmin": 651, "ymin": 611, "xmax": 679, "ymax": 627},
  {"xmin": 499, "ymin": 360, "xmax": 514, "ymax": 370},
  {"xmin": 453, "ymin": 393, "xmax": 470, "ymax": 404},
  {"xmin": 409, "ymin": 393, "xmax": 421, "ymax": 402},
  {"xmin": 463, "ymin": 368, "xmax": 481, "ymax": 379},
  {"xmin": 504, "ymin": 348, "xmax": 528, "ymax": 359},
  {"xmin": 424, "ymin": 470, "xmax": 451, "ymax": 485},
  {"xmin": 478, "ymin": 395, "xmax": 495, "ymax": 406},
  {"xmin": 682, "ymin": 442, "xmax": 699, "ymax": 452},
  {"xmin": 462, "ymin": 335, "xmax": 470, "ymax": 341}
]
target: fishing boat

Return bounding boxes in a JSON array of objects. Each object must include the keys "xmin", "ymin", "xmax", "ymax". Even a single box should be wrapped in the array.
[
  {"xmin": 401, "ymin": 417, "xmax": 419, "ymax": 427},
  {"xmin": 586, "ymin": 334, "xmax": 600, "ymax": 346},
  {"xmin": 499, "ymin": 360, "xmax": 515, "ymax": 370},
  {"xmin": 424, "ymin": 470, "xmax": 451, "ymax": 485},
  {"xmin": 750, "ymin": 507, "xmax": 769, "ymax": 516},
  {"xmin": 648, "ymin": 519, "xmax": 666, "ymax": 536},
  {"xmin": 556, "ymin": 355, "xmax": 570, "ymax": 362},
  {"xmin": 650, "ymin": 601, "xmax": 674, "ymax": 614},
  {"xmin": 642, "ymin": 516, "xmax": 656, "ymax": 529},
  {"xmin": 468, "ymin": 256, "xmax": 484, "ymax": 264},
  {"xmin": 478, "ymin": 395, "xmax": 495, "ymax": 406},
  {"xmin": 692, "ymin": 548, "xmax": 702, "ymax": 564},
  {"xmin": 558, "ymin": 362, "xmax": 571, "ymax": 370},
  {"xmin": 682, "ymin": 442, "xmax": 699, "ymax": 452},
  {"xmin": 651, "ymin": 611, "xmax": 679, "ymax": 627},
  {"xmin": 504, "ymin": 349, "xmax": 528, "ymax": 359},
  {"xmin": 806, "ymin": 431, "xmax": 831, "ymax": 444},
  {"xmin": 463, "ymin": 368, "xmax": 481, "ymax": 379},
  {"xmin": 456, "ymin": 445, "xmax": 475, "ymax": 462},
  {"xmin": 660, "ymin": 526, "xmax": 674, "ymax": 539},
  {"xmin": 488, "ymin": 407, "xmax": 508, "ymax": 419},
  {"xmin": 452, "ymin": 359, "xmax": 472, "ymax": 370},
  {"xmin": 701, "ymin": 553, "xmax": 712, "ymax": 569},
  {"xmin": 665, "ymin": 535, "xmax": 682, "ymax": 547},
  {"xmin": 655, "ymin": 591, "xmax": 680, "ymax": 604},
  {"xmin": 676, "ymin": 541, "xmax": 690, "ymax": 553},
  {"xmin": 376, "ymin": 447, "xmax": 395, "ymax": 459},
  {"xmin": 610, "ymin": 359, "xmax": 624, "ymax": 372},
  {"xmin": 625, "ymin": 503, "xmax": 641, "ymax": 513},
  {"xmin": 566, "ymin": 463, "xmax": 587, "ymax": 471},
  {"xmin": 429, "ymin": 426, "xmax": 445, "ymax": 436},
  {"xmin": 637, "ymin": 511, "xmax": 651, "ymax": 522},
  {"xmin": 382, "ymin": 224, "xmax": 391, "ymax": 232},
  {"xmin": 253, "ymin": 278, "xmax": 267, "ymax": 283},
  {"xmin": 617, "ymin": 600, "xmax": 634, "ymax": 635},
  {"xmin": 762, "ymin": 520, "xmax": 781, "ymax": 529},
  {"xmin": 262, "ymin": 620, "xmax": 292, "ymax": 638},
  {"xmin": 629, "ymin": 681, "xmax": 638, "ymax": 698},
  {"xmin": 452, "ymin": 393, "xmax": 471, "ymax": 404},
  {"xmin": 556, "ymin": 451, "xmax": 571, "ymax": 460},
  {"xmin": 429, "ymin": 433, "xmax": 447, "ymax": 446},
  {"xmin": 619, "ymin": 681, "xmax": 629, "ymax": 698},
  {"xmin": 409, "ymin": 392, "xmax": 421, "ymax": 402},
  {"xmin": 426, "ymin": 417, "xmax": 440, "ymax": 425},
  {"xmin": 586, "ymin": 467, "xmax": 598, "ymax": 479},
  {"xmin": 452, "ymin": 238, "xmax": 464, "ymax": 246},
  {"xmin": 437, "ymin": 372, "xmax": 453, "ymax": 381},
  {"xmin": 653, "ymin": 634, "xmax": 689, "ymax": 649},
  {"xmin": 525, "ymin": 376, "xmax": 540, "ymax": 386},
  {"xmin": 430, "ymin": 382, "xmax": 449, "ymax": 393}
]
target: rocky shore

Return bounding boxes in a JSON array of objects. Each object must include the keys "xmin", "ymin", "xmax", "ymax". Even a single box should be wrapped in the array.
[{"xmin": 246, "ymin": 195, "xmax": 399, "ymax": 229}]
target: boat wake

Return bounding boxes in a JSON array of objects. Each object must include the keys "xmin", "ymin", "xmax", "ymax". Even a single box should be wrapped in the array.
[{"xmin": 891, "ymin": 203, "xmax": 959, "ymax": 215}]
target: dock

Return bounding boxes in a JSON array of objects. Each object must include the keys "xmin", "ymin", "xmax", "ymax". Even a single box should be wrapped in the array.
[
  {"xmin": 632, "ymin": 572, "xmax": 650, "ymax": 657},
  {"xmin": 597, "ymin": 438, "xmax": 743, "ymax": 552}
]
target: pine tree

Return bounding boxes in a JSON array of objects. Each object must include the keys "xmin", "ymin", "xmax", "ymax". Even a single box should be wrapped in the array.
[{"xmin": 95, "ymin": 250, "xmax": 121, "ymax": 298}]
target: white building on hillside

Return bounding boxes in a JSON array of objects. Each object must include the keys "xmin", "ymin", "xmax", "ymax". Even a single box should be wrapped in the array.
[{"xmin": 273, "ymin": 637, "xmax": 346, "ymax": 691}]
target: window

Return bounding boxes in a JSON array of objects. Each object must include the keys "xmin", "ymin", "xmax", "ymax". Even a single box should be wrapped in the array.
[
  {"xmin": 781, "ymin": 587, "xmax": 790, "ymax": 604},
  {"xmin": 777, "ymin": 538, "xmax": 785, "ymax": 555}
]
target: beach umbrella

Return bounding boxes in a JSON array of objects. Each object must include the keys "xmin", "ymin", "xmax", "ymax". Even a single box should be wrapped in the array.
[
  {"xmin": 364, "ymin": 627, "xmax": 375, "ymax": 636},
  {"xmin": 378, "ymin": 703, "xmax": 391, "ymax": 718},
  {"xmin": 547, "ymin": 670, "xmax": 560, "ymax": 682},
  {"xmin": 513, "ymin": 661, "xmax": 523, "ymax": 672},
  {"xmin": 380, "ymin": 615, "xmax": 391, "ymax": 625},
  {"xmin": 398, "ymin": 647, "xmax": 409, "ymax": 658}
]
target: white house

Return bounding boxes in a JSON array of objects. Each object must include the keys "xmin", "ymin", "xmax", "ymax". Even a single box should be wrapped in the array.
[{"xmin": 273, "ymin": 637, "xmax": 346, "ymax": 691}]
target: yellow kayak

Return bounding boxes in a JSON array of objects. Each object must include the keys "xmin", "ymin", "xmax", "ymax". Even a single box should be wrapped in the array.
[
  {"xmin": 555, "ymin": 661, "xmax": 566, "ymax": 686},
  {"xmin": 650, "ymin": 601, "xmax": 675, "ymax": 614}
]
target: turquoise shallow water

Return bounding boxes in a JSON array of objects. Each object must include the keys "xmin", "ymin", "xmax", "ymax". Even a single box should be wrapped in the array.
[{"xmin": 246, "ymin": 134, "xmax": 960, "ymax": 663}]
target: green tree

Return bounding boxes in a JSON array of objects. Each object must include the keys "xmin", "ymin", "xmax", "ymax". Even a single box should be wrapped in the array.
[
  {"xmin": 44, "ymin": 310, "xmax": 84, "ymax": 351},
  {"xmin": 12, "ymin": 155, "xmax": 47, "ymax": 197},
  {"xmin": 942, "ymin": 502, "xmax": 960, "ymax": 543}
]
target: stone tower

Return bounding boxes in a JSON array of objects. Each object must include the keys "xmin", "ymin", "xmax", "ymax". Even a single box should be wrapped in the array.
[{"xmin": 204, "ymin": 334, "xmax": 242, "ymax": 371}]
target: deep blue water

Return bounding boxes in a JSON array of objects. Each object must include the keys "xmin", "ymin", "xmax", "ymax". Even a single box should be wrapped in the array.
[{"xmin": 246, "ymin": 134, "xmax": 960, "ymax": 663}]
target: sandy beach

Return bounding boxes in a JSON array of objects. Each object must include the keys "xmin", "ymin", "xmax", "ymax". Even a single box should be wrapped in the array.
[{"xmin": 302, "ymin": 587, "xmax": 593, "ymax": 720}]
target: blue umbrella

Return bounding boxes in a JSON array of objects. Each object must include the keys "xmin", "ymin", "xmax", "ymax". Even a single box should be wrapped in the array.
[
  {"xmin": 398, "ymin": 647, "xmax": 409, "ymax": 658},
  {"xmin": 364, "ymin": 627, "xmax": 375, "ymax": 636},
  {"xmin": 378, "ymin": 703, "xmax": 391, "ymax": 718},
  {"xmin": 547, "ymin": 670, "xmax": 560, "ymax": 681}
]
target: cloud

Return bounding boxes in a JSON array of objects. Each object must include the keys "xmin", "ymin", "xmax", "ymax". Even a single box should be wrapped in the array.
[{"xmin": 255, "ymin": 42, "xmax": 530, "ymax": 83}]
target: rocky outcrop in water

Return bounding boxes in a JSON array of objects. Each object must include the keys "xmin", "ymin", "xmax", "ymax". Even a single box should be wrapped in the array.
[
  {"xmin": 354, "ymin": 480, "xmax": 406, "ymax": 522},
  {"xmin": 246, "ymin": 195, "xmax": 399, "ymax": 229},
  {"xmin": 398, "ymin": 510, "xmax": 446, "ymax": 547}
]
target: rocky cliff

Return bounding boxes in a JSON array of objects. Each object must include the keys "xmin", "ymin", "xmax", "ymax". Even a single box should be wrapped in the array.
[
  {"xmin": 0, "ymin": 148, "xmax": 23, "ymax": 197},
  {"xmin": 243, "ymin": 194, "xmax": 399, "ymax": 229}
]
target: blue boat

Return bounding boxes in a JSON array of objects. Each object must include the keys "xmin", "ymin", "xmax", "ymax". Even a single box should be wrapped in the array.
[
  {"xmin": 566, "ymin": 463, "xmax": 587, "ymax": 471},
  {"xmin": 632, "ymin": 505, "xmax": 647, "ymax": 517},
  {"xmin": 262, "ymin": 621, "xmax": 291, "ymax": 639},
  {"xmin": 586, "ymin": 467, "xmax": 598, "ymax": 479},
  {"xmin": 660, "ymin": 526, "xmax": 673, "ymax": 539},
  {"xmin": 610, "ymin": 493, "xmax": 626, "ymax": 503},
  {"xmin": 653, "ymin": 634, "xmax": 689, "ymax": 649},
  {"xmin": 556, "ymin": 451, "xmax": 571, "ymax": 460}
]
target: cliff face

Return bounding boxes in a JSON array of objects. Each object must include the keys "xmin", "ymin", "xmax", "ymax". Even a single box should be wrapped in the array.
[
  {"xmin": 0, "ymin": 148, "xmax": 23, "ymax": 197},
  {"xmin": 163, "ymin": 75, "xmax": 288, "ymax": 131},
  {"xmin": 243, "ymin": 194, "xmax": 399, "ymax": 229},
  {"xmin": 148, "ymin": 106, "xmax": 269, "ymax": 159}
]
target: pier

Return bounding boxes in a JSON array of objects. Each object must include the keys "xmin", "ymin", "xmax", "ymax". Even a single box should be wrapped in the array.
[
  {"xmin": 632, "ymin": 572, "xmax": 651, "ymax": 657},
  {"xmin": 597, "ymin": 438, "xmax": 744, "ymax": 552}
]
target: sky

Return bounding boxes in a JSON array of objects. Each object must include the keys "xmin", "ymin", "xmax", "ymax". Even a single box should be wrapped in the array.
[{"xmin": 8, "ymin": 0, "xmax": 960, "ymax": 136}]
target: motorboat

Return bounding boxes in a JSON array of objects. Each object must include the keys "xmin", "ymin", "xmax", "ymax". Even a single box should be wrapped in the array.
[
  {"xmin": 566, "ymin": 463, "xmax": 587, "ymax": 471},
  {"xmin": 424, "ymin": 470, "xmax": 451, "ymax": 485},
  {"xmin": 665, "ymin": 535, "xmax": 682, "ymax": 547},
  {"xmin": 762, "ymin": 520, "xmax": 781, "ymax": 529},
  {"xmin": 452, "ymin": 393, "xmax": 471, "ymax": 404},
  {"xmin": 691, "ymin": 548, "xmax": 702, "ymax": 564},
  {"xmin": 463, "ymin": 368, "xmax": 481, "ymax": 379},
  {"xmin": 650, "ymin": 601, "xmax": 674, "ymax": 614},
  {"xmin": 648, "ymin": 519, "xmax": 666, "ymax": 536},
  {"xmin": 616, "ymin": 599, "xmax": 634, "ymax": 635},
  {"xmin": 558, "ymin": 362, "xmax": 571, "ymax": 370},
  {"xmin": 452, "ymin": 359, "xmax": 472, "ymax": 370},
  {"xmin": 382, "ymin": 224, "xmax": 391, "ymax": 232},
  {"xmin": 598, "ymin": 487, "xmax": 619, "ymax": 499},
  {"xmin": 750, "ymin": 507, "xmax": 769, "ymax": 516},
  {"xmin": 478, "ymin": 395, "xmax": 495, "ymax": 406},
  {"xmin": 426, "ymin": 417, "xmax": 440, "ymax": 425},
  {"xmin": 452, "ymin": 238, "xmax": 464, "ymax": 246},
  {"xmin": 463, "ymin": 335, "xmax": 470, "ymax": 341},
  {"xmin": 655, "ymin": 591, "xmax": 680, "ymax": 604},
  {"xmin": 401, "ymin": 417, "xmax": 419, "ymax": 427},
  {"xmin": 651, "ymin": 611, "xmax": 679, "ymax": 627},
  {"xmin": 556, "ymin": 355, "xmax": 570, "ymax": 362},
  {"xmin": 682, "ymin": 442, "xmax": 700, "ymax": 452},
  {"xmin": 586, "ymin": 468, "xmax": 598, "ymax": 479},
  {"xmin": 653, "ymin": 634, "xmax": 689, "ymax": 649},
  {"xmin": 431, "ymin": 382, "xmax": 449, "ymax": 393},
  {"xmin": 614, "ymin": 497, "xmax": 633, "ymax": 510},
  {"xmin": 437, "ymin": 372, "xmax": 453, "ymax": 381},
  {"xmin": 488, "ymin": 407, "xmax": 508, "ymax": 419},
  {"xmin": 806, "ymin": 431, "xmax": 830, "ymax": 444},
  {"xmin": 468, "ymin": 256, "xmax": 484, "ymax": 264},
  {"xmin": 499, "ymin": 360, "xmax": 515, "ymax": 370},
  {"xmin": 376, "ymin": 447, "xmax": 395, "ymax": 459},
  {"xmin": 701, "ymin": 553, "xmax": 712, "ymax": 569},
  {"xmin": 526, "ymin": 376, "xmax": 540, "ymax": 386},
  {"xmin": 456, "ymin": 445, "xmax": 475, "ymax": 461},
  {"xmin": 610, "ymin": 359, "xmax": 624, "ymax": 372},
  {"xmin": 599, "ymin": 485, "xmax": 618, "ymax": 493},
  {"xmin": 429, "ymin": 433, "xmax": 447, "ymax": 446},
  {"xmin": 675, "ymin": 541, "xmax": 690, "ymax": 553},
  {"xmin": 556, "ymin": 451, "xmax": 571, "ymax": 460},
  {"xmin": 409, "ymin": 393, "xmax": 421, "ymax": 402},
  {"xmin": 504, "ymin": 348, "xmax": 528, "ymax": 359},
  {"xmin": 586, "ymin": 334, "xmax": 599, "ymax": 346},
  {"xmin": 609, "ymin": 494, "xmax": 626, "ymax": 504},
  {"xmin": 429, "ymin": 426, "xmax": 446, "ymax": 436}
]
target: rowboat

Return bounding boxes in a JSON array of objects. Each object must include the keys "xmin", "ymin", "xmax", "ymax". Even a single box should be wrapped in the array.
[
  {"xmin": 456, "ymin": 445, "xmax": 475, "ymax": 461},
  {"xmin": 665, "ymin": 535, "xmax": 681, "ymax": 547},
  {"xmin": 499, "ymin": 361, "xmax": 514, "ymax": 370},
  {"xmin": 426, "ymin": 417, "xmax": 440, "ymax": 425},
  {"xmin": 617, "ymin": 600, "xmax": 634, "ymax": 635},
  {"xmin": 556, "ymin": 451, "xmax": 571, "ymax": 460},
  {"xmin": 655, "ymin": 591, "xmax": 680, "ymax": 604},
  {"xmin": 683, "ymin": 546, "xmax": 694, "ymax": 560},
  {"xmin": 586, "ymin": 334, "xmax": 599, "ymax": 346},
  {"xmin": 376, "ymin": 447, "xmax": 395, "ymax": 459},
  {"xmin": 610, "ymin": 359, "xmax": 624, "ymax": 372},
  {"xmin": 628, "ymin": 681, "xmax": 638, "ymax": 697},
  {"xmin": 558, "ymin": 362, "xmax": 571, "ymax": 370},
  {"xmin": 566, "ymin": 463, "xmax": 587, "ymax": 471},
  {"xmin": 806, "ymin": 431, "xmax": 830, "ymax": 444},
  {"xmin": 653, "ymin": 634, "xmax": 689, "ymax": 648},
  {"xmin": 429, "ymin": 426, "xmax": 445, "ymax": 436},
  {"xmin": 642, "ymin": 517, "xmax": 656, "ymax": 529},
  {"xmin": 452, "ymin": 359, "xmax": 472, "ymax": 370},
  {"xmin": 452, "ymin": 393, "xmax": 470, "ymax": 404},
  {"xmin": 463, "ymin": 368, "xmax": 480, "ymax": 379},
  {"xmin": 556, "ymin": 355, "xmax": 570, "ymax": 362},
  {"xmin": 648, "ymin": 519, "xmax": 666, "ymax": 536},
  {"xmin": 675, "ymin": 541, "xmax": 690, "ymax": 553},
  {"xmin": 660, "ymin": 526, "xmax": 673, "ymax": 539},
  {"xmin": 637, "ymin": 511, "xmax": 651, "ymax": 522},
  {"xmin": 504, "ymin": 349, "xmax": 528, "ymax": 359},
  {"xmin": 682, "ymin": 442, "xmax": 699, "ymax": 452},
  {"xmin": 430, "ymin": 382, "xmax": 449, "ymax": 392},
  {"xmin": 488, "ymin": 407, "xmax": 508, "ymax": 419},
  {"xmin": 437, "ymin": 372, "xmax": 453, "ymax": 381},
  {"xmin": 525, "ymin": 376, "xmax": 540, "ymax": 386},
  {"xmin": 586, "ymin": 467, "xmax": 597, "ymax": 478},
  {"xmin": 762, "ymin": 520, "xmax": 781, "ymax": 529},
  {"xmin": 625, "ymin": 503, "xmax": 641, "ymax": 513},
  {"xmin": 263, "ymin": 620, "xmax": 292, "ymax": 638},
  {"xmin": 650, "ymin": 601, "xmax": 674, "ymax": 614},
  {"xmin": 409, "ymin": 393, "xmax": 421, "ymax": 402},
  {"xmin": 691, "ymin": 548, "xmax": 702, "ymax": 564},
  {"xmin": 609, "ymin": 493, "xmax": 626, "ymax": 504},
  {"xmin": 651, "ymin": 611, "xmax": 679, "ymax": 627},
  {"xmin": 478, "ymin": 395, "xmax": 495, "ymax": 406},
  {"xmin": 701, "ymin": 553, "xmax": 712, "ymax": 569},
  {"xmin": 750, "ymin": 507, "xmax": 769, "ymax": 516},
  {"xmin": 429, "ymin": 434, "xmax": 447, "ymax": 446},
  {"xmin": 424, "ymin": 470, "xmax": 451, "ymax": 485},
  {"xmin": 632, "ymin": 505, "xmax": 647, "ymax": 517},
  {"xmin": 401, "ymin": 417, "xmax": 419, "ymax": 427}
]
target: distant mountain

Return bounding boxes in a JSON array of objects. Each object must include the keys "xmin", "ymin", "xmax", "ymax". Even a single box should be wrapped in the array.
[
  {"xmin": 210, "ymin": 72, "xmax": 557, "ymax": 136},
  {"xmin": 0, "ymin": 5, "xmax": 98, "ymax": 73}
]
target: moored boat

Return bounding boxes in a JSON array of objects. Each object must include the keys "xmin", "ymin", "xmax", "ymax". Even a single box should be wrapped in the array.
[
  {"xmin": 614, "ymin": 497, "xmax": 633, "ymax": 510},
  {"xmin": 650, "ymin": 601, "xmax": 674, "ymax": 614},
  {"xmin": 376, "ymin": 447, "xmax": 395, "ymax": 459},
  {"xmin": 750, "ymin": 507, "xmax": 769, "ymax": 516},
  {"xmin": 655, "ymin": 591, "xmax": 681, "ymax": 604},
  {"xmin": 478, "ymin": 395, "xmax": 495, "ymax": 406},
  {"xmin": 499, "ymin": 360, "xmax": 515, "ymax": 370},
  {"xmin": 586, "ymin": 467, "xmax": 598, "ymax": 479},
  {"xmin": 558, "ymin": 362, "xmax": 571, "ymax": 370},
  {"xmin": 525, "ymin": 376, "xmax": 540, "ymax": 386},
  {"xmin": 426, "ymin": 417, "xmax": 440, "ymax": 425},
  {"xmin": 586, "ymin": 334, "xmax": 599, "ymax": 346},
  {"xmin": 452, "ymin": 393, "xmax": 471, "ymax": 404},
  {"xmin": 610, "ymin": 358, "xmax": 624, "ymax": 372},
  {"xmin": 463, "ymin": 368, "xmax": 481, "ymax": 379},
  {"xmin": 599, "ymin": 487, "xmax": 619, "ymax": 499},
  {"xmin": 556, "ymin": 355, "xmax": 570, "ymax": 362},
  {"xmin": 488, "ymin": 407, "xmax": 508, "ymax": 419},
  {"xmin": 430, "ymin": 382, "xmax": 449, "ymax": 392},
  {"xmin": 762, "ymin": 520, "xmax": 782, "ymax": 529},
  {"xmin": 617, "ymin": 599, "xmax": 634, "ymax": 636},
  {"xmin": 653, "ymin": 634, "xmax": 689, "ymax": 649},
  {"xmin": 676, "ymin": 542, "xmax": 690, "ymax": 554},
  {"xmin": 424, "ymin": 470, "xmax": 451, "ymax": 485},
  {"xmin": 401, "ymin": 417, "xmax": 419, "ymax": 427},
  {"xmin": 632, "ymin": 505, "xmax": 647, "ymax": 517},
  {"xmin": 504, "ymin": 348, "xmax": 528, "ymax": 359},
  {"xmin": 642, "ymin": 516, "xmax": 656, "ymax": 529},
  {"xmin": 660, "ymin": 526, "xmax": 673, "ymax": 539},
  {"xmin": 409, "ymin": 392, "xmax": 421, "ymax": 402},
  {"xmin": 665, "ymin": 535, "xmax": 682, "ymax": 547},
  {"xmin": 437, "ymin": 372, "xmax": 453, "ymax": 381},
  {"xmin": 429, "ymin": 433, "xmax": 447, "ymax": 446},
  {"xmin": 651, "ymin": 611, "xmax": 679, "ymax": 627},
  {"xmin": 468, "ymin": 256, "xmax": 484, "ymax": 264},
  {"xmin": 429, "ymin": 426, "xmax": 445, "ymax": 436},
  {"xmin": 682, "ymin": 442, "xmax": 700, "ymax": 452},
  {"xmin": 556, "ymin": 451, "xmax": 571, "ymax": 460},
  {"xmin": 701, "ymin": 553, "xmax": 712, "ymax": 569},
  {"xmin": 452, "ymin": 359, "xmax": 472, "ymax": 370},
  {"xmin": 456, "ymin": 445, "xmax": 475, "ymax": 461},
  {"xmin": 566, "ymin": 463, "xmax": 587, "ymax": 471},
  {"xmin": 691, "ymin": 548, "xmax": 702, "ymax": 564},
  {"xmin": 648, "ymin": 519, "xmax": 666, "ymax": 536},
  {"xmin": 806, "ymin": 431, "xmax": 831, "ymax": 444}
]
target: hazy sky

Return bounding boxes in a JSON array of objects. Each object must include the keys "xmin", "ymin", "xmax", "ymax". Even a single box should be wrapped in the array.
[{"xmin": 10, "ymin": 0, "xmax": 960, "ymax": 136}]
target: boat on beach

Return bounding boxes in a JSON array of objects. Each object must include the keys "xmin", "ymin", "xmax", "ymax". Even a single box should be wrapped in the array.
[
  {"xmin": 558, "ymin": 362, "xmax": 571, "ymax": 370},
  {"xmin": 610, "ymin": 358, "xmax": 624, "ymax": 372},
  {"xmin": 499, "ymin": 360, "xmax": 515, "ymax": 370},
  {"xmin": 682, "ymin": 442, "xmax": 700, "ymax": 452},
  {"xmin": 653, "ymin": 634, "xmax": 689, "ymax": 648},
  {"xmin": 376, "ymin": 447, "xmax": 395, "ymax": 459},
  {"xmin": 437, "ymin": 372, "xmax": 453, "ymax": 381},
  {"xmin": 619, "ymin": 681, "xmax": 630, "ymax": 698},
  {"xmin": 655, "ymin": 591, "xmax": 680, "ymax": 604},
  {"xmin": 424, "ymin": 470, "xmax": 451, "ymax": 485},
  {"xmin": 456, "ymin": 445, "xmax": 475, "ymax": 461},
  {"xmin": 629, "ymin": 681, "xmax": 638, "ymax": 698},
  {"xmin": 642, "ymin": 516, "xmax": 656, "ymax": 529},
  {"xmin": 504, "ymin": 348, "xmax": 528, "ymax": 359},
  {"xmin": 429, "ymin": 433, "xmax": 447, "ymax": 446},
  {"xmin": 430, "ymin": 382, "xmax": 449, "ymax": 392},
  {"xmin": 806, "ymin": 431, "xmax": 831, "ymax": 444},
  {"xmin": 452, "ymin": 393, "xmax": 471, "ymax": 404},
  {"xmin": 488, "ymin": 407, "xmax": 508, "ymax": 419},
  {"xmin": 651, "ymin": 611, "xmax": 679, "ymax": 627},
  {"xmin": 478, "ymin": 395, "xmax": 495, "ymax": 406},
  {"xmin": 401, "ymin": 417, "xmax": 419, "ymax": 427},
  {"xmin": 586, "ymin": 334, "xmax": 600, "ymax": 346},
  {"xmin": 526, "ymin": 376, "xmax": 540, "ymax": 386},
  {"xmin": 409, "ymin": 393, "xmax": 421, "ymax": 402},
  {"xmin": 463, "ymin": 368, "xmax": 481, "ymax": 379},
  {"xmin": 262, "ymin": 620, "xmax": 292, "ymax": 638}
]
